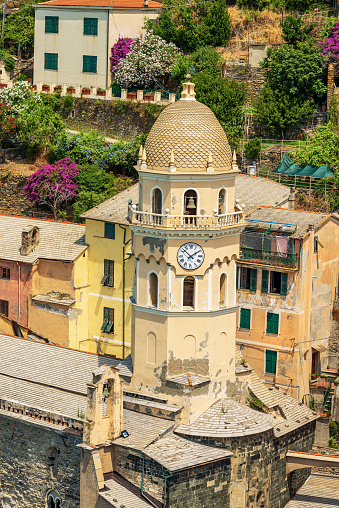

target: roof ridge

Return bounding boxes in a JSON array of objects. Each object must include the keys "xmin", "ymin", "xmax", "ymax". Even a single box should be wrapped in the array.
[
  {"xmin": 257, "ymin": 205, "xmax": 331, "ymax": 217},
  {"xmin": 0, "ymin": 212, "xmax": 84, "ymax": 227}
]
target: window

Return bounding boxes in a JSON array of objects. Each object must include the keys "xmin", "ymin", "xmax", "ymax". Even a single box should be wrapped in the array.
[
  {"xmin": 84, "ymin": 17, "xmax": 98, "ymax": 35},
  {"xmin": 47, "ymin": 447, "xmax": 59, "ymax": 479},
  {"xmin": 218, "ymin": 188, "xmax": 226, "ymax": 214},
  {"xmin": 239, "ymin": 308, "xmax": 251, "ymax": 329},
  {"xmin": 151, "ymin": 188, "xmax": 162, "ymax": 214},
  {"xmin": 1, "ymin": 267, "xmax": 10, "ymax": 279},
  {"xmin": 219, "ymin": 273, "xmax": 227, "ymax": 307},
  {"xmin": 237, "ymin": 266, "xmax": 257, "ymax": 291},
  {"xmin": 0, "ymin": 300, "xmax": 8, "ymax": 317},
  {"xmin": 265, "ymin": 349, "xmax": 277, "ymax": 375},
  {"xmin": 83, "ymin": 55, "xmax": 97, "ymax": 73},
  {"xmin": 261, "ymin": 270, "xmax": 287, "ymax": 295},
  {"xmin": 45, "ymin": 16, "xmax": 59, "ymax": 33},
  {"xmin": 183, "ymin": 277, "xmax": 195, "ymax": 309},
  {"xmin": 44, "ymin": 53, "xmax": 58, "ymax": 70},
  {"xmin": 47, "ymin": 490, "xmax": 61, "ymax": 508},
  {"xmin": 101, "ymin": 260, "xmax": 114, "ymax": 287},
  {"xmin": 104, "ymin": 222, "xmax": 115, "ymax": 239},
  {"xmin": 266, "ymin": 312, "xmax": 279, "ymax": 335},
  {"xmin": 148, "ymin": 272, "xmax": 158, "ymax": 308},
  {"xmin": 101, "ymin": 307, "xmax": 114, "ymax": 334}
]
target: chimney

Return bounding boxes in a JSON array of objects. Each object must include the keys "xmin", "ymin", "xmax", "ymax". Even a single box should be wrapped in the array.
[
  {"xmin": 143, "ymin": 0, "xmax": 148, "ymax": 6},
  {"xmin": 288, "ymin": 187, "xmax": 296, "ymax": 210},
  {"xmin": 21, "ymin": 226, "xmax": 40, "ymax": 256}
]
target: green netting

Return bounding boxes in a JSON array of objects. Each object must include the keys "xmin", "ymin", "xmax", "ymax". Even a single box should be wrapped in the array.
[
  {"xmin": 273, "ymin": 154, "xmax": 333, "ymax": 178},
  {"xmin": 111, "ymin": 85, "xmax": 121, "ymax": 98}
]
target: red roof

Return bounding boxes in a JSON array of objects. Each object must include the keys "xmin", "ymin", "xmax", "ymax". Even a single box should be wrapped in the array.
[{"xmin": 42, "ymin": 0, "xmax": 162, "ymax": 7}]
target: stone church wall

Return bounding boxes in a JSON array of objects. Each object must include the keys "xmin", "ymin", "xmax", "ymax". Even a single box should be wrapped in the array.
[{"xmin": 0, "ymin": 411, "xmax": 82, "ymax": 508}]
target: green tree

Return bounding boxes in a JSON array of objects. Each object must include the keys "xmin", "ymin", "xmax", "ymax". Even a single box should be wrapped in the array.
[
  {"xmin": 18, "ymin": 99, "xmax": 65, "ymax": 155},
  {"xmin": 281, "ymin": 16, "xmax": 316, "ymax": 46},
  {"xmin": 261, "ymin": 43, "xmax": 326, "ymax": 102},
  {"xmin": 203, "ymin": 0, "xmax": 231, "ymax": 47},
  {"xmin": 192, "ymin": 46, "xmax": 222, "ymax": 77},
  {"xmin": 244, "ymin": 137, "xmax": 261, "ymax": 160},
  {"xmin": 293, "ymin": 123, "xmax": 339, "ymax": 170},
  {"xmin": 253, "ymin": 85, "xmax": 316, "ymax": 138},
  {"xmin": 3, "ymin": 5, "xmax": 35, "ymax": 54}
]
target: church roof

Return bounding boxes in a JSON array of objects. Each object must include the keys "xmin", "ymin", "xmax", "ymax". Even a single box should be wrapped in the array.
[{"xmin": 144, "ymin": 99, "xmax": 233, "ymax": 172}]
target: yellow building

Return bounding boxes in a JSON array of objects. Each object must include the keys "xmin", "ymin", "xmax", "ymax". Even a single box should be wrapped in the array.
[
  {"xmin": 236, "ymin": 206, "xmax": 339, "ymax": 402},
  {"xmin": 80, "ymin": 187, "xmax": 136, "ymax": 358}
]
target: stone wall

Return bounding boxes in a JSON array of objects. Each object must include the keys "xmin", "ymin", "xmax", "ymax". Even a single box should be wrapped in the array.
[
  {"xmin": 0, "ymin": 173, "xmax": 31, "ymax": 214},
  {"xmin": 60, "ymin": 97, "xmax": 162, "ymax": 140},
  {"xmin": 224, "ymin": 66, "xmax": 266, "ymax": 105},
  {"xmin": 312, "ymin": 444, "xmax": 339, "ymax": 476},
  {"xmin": 0, "ymin": 411, "xmax": 82, "ymax": 508}
]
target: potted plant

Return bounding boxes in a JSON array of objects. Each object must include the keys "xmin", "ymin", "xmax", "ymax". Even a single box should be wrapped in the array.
[
  {"xmin": 81, "ymin": 87, "xmax": 90, "ymax": 95},
  {"xmin": 54, "ymin": 85, "xmax": 61, "ymax": 92},
  {"xmin": 67, "ymin": 85, "xmax": 75, "ymax": 94},
  {"xmin": 144, "ymin": 90, "xmax": 154, "ymax": 101},
  {"xmin": 97, "ymin": 88, "xmax": 106, "ymax": 97},
  {"xmin": 42, "ymin": 84, "xmax": 50, "ymax": 92},
  {"xmin": 0, "ymin": 83, "xmax": 7, "ymax": 89},
  {"xmin": 32, "ymin": 85, "xmax": 37, "ymax": 91},
  {"xmin": 127, "ymin": 91, "xmax": 137, "ymax": 99}
]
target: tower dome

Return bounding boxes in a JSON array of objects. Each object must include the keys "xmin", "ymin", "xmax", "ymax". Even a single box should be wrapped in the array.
[{"xmin": 144, "ymin": 77, "xmax": 233, "ymax": 173}]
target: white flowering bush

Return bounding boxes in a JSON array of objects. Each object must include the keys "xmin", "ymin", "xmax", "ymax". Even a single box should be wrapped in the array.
[
  {"xmin": 113, "ymin": 31, "xmax": 181, "ymax": 89},
  {"xmin": 0, "ymin": 81, "xmax": 41, "ymax": 114}
]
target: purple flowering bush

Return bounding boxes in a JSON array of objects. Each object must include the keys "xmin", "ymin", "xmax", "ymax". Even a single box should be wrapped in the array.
[
  {"xmin": 22, "ymin": 157, "xmax": 78, "ymax": 219},
  {"xmin": 319, "ymin": 22, "xmax": 339, "ymax": 66},
  {"xmin": 110, "ymin": 37, "xmax": 133, "ymax": 74}
]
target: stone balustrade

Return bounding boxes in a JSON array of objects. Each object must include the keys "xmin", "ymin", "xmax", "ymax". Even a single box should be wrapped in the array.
[{"xmin": 128, "ymin": 205, "xmax": 244, "ymax": 230}]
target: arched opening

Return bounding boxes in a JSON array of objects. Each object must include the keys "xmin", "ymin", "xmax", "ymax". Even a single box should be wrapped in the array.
[
  {"xmin": 148, "ymin": 272, "xmax": 158, "ymax": 308},
  {"xmin": 147, "ymin": 332, "xmax": 156, "ymax": 363},
  {"xmin": 152, "ymin": 188, "xmax": 162, "ymax": 215},
  {"xmin": 47, "ymin": 490, "xmax": 61, "ymax": 508},
  {"xmin": 183, "ymin": 277, "xmax": 195, "ymax": 309},
  {"xmin": 183, "ymin": 189, "xmax": 197, "ymax": 216},
  {"xmin": 219, "ymin": 273, "xmax": 227, "ymax": 308},
  {"xmin": 218, "ymin": 188, "xmax": 226, "ymax": 215},
  {"xmin": 219, "ymin": 332, "xmax": 227, "ymax": 364}
]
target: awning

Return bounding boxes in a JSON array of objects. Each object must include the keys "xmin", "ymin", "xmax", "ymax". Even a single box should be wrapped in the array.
[{"xmin": 273, "ymin": 155, "xmax": 333, "ymax": 178}]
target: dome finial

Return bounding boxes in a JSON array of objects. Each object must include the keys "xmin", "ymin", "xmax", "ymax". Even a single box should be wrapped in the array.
[
  {"xmin": 232, "ymin": 150, "xmax": 238, "ymax": 171},
  {"xmin": 140, "ymin": 146, "xmax": 147, "ymax": 170},
  {"xmin": 168, "ymin": 149, "xmax": 176, "ymax": 173},
  {"xmin": 137, "ymin": 145, "xmax": 143, "ymax": 166},
  {"xmin": 206, "ymin": 151, "xmax": 214, "ymax": 173},
  {"xmin": 181, "ymin": 75, "xmax": 196, "ymax": 101}
]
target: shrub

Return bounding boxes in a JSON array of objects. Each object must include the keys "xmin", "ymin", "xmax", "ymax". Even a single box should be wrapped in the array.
[
  {"xmin": 110, "ymin": 37, "xmax": 133, "ymax": 73},
  {"xmin": 0, "ymin": 101, "xmax": 19, "ymax": 142},
  {"xmin": 328, "ymin": 437, "xmax": 338, "ymax": 449},
  {"xmin": 244, "ymin": 137, "xmax": 262, "ymax": 160},
  {"xmin": 63, "ymin": 93, "xmax": 73, "ymax": 113},
  {"xmin": 330, "ymin": 420, "xmax": 338, "ymax": 438},
  {"xmin": 113, "ymin": 31, "xmax": 181, "ymax": 89},
  {"xmin": 0, "ymin": 80, "xmax": 40, "ymax": 114},
  {"xmin": 249, "ymin": 396, "xmax": 264, "ymax": 412},
  {"xmin": 22, "ymin": 158, "xmax": 78, "ymax": 218}
]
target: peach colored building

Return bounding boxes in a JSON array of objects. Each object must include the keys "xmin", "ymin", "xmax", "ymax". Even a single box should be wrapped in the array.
[{"xmin": 236, "ymin": 206, "xmax": 339, "ymax": 401}]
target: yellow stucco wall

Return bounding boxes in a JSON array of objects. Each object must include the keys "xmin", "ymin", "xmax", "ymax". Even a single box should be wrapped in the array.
[
  {"xmin": 69, "ymin": 249, "xmax": 89, "ymax": 350},
  {"xmin": 84, "ymin": 219, "xmax": 133, "ymax": 359}
]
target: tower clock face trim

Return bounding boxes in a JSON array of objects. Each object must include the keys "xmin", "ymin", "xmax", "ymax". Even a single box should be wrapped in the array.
[{"xmin": 177, "ymin": 243, "xmax": 205, "ymax": 270}]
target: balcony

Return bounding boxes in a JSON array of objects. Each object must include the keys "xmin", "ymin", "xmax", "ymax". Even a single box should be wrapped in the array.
[
  {"xmin": 128, "ymin": 205, "xmax": 244, "ymax": 230},
  {"xmin": 239, "ymin": 231, "xmax": 298, "ymax": 269}
]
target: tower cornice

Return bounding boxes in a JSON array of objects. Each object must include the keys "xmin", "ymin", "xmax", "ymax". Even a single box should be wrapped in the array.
[{"xmin": 138, "ymin": 169, "xmax": 239, "ymax": 182}]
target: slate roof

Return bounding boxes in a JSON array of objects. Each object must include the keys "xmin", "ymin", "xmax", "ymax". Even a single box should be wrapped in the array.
[
  {"xmin": 245, "ymin": 206, "xmax": 333, "ymax": 239},
  {"xmin": 81, "ymin": 176, "xmax": 290, "ymax": 224},
  {"xmin": 0, "ymin": 214, "xmax": 87, "ymax": 263},
  {"xmin": 100, "ymin": 477, "xmax": 153, "ymax": 508}
]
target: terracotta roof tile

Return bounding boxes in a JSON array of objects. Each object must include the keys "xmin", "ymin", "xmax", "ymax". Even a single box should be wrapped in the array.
[{"xmin": 42, "ymin": 0, "xmax": 162, "ymax": 8}]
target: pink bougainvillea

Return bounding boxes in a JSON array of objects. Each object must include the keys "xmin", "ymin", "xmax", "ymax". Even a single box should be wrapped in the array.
[
  {"xmin": 110, "ymin": 37, "xmax": 133, "ymax": 73},
  {"xmin": 318, "ymin": 22, "xmax": 339, "ymax": 64},
  {"xmin": 22, "ymin": 157, "xmax": 78, "ymax": 218}
]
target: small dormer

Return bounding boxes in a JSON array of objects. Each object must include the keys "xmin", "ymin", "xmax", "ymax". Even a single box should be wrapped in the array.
[{"xmin": 21, "ymin": 225, "xmax": 40, "ymax": 256}]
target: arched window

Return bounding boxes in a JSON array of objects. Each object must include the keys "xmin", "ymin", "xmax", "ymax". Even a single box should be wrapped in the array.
[
  {"xmin": 151, "ymin": 188, "xmax": 163, "ymax": 215},
  {"xmin": 147, "ymin": 332, "xmax": 156, "ymax": 363},
  {"xmin": 218, "ymin": 189, "xmax": 227, "ymax": 215},
  {"xmin": 47, "ymin": 490, "xmax": 61, "ymax": 508},
  {"xmin": 219, "ymin": 273, "xmax": 227, "ymax": 308},
  {"xmin": 183, "ymin": 277, "xmax": 195, "ymax": 309},
  {"xmin": 148, "ymin": 272, "xmax": 158, "ymax": 308},
  {"xmin": 183, "ymin": 189, "xmax": 197, "ymax": 216}
]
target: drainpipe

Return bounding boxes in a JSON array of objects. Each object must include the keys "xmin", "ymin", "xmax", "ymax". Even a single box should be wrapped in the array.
[
  {"xmin": 106, "ymin": 9, "xmax": 109, "ymax": 88},
  {"xmin": 137, "ymin": 451, "xmax": 159, "ymax": 508},
  {"xmin": 119, "ymin": 225, "xmax": 131, "ymax": 359},
  {"xmin": 163, "ymin": 472, "xmax": 172, "ymax": 507}
]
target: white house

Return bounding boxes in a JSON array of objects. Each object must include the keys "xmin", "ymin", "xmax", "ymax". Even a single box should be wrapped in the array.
[{"xmin": 33, "ymin": 0, "xmax": 162, "ymax": 89}]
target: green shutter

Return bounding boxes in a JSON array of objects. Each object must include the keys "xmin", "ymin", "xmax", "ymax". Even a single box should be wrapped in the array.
[
  {"xmin": 250, "ymin": 268, "xmax": 257, "ymax": 291},
  {"xmin": 236, "ymin": 265, "xmax": 239, "ymax": 289},
  {"xmin": 267, "ymin": 312, "xmax": 279, "ymax": 335},
  {"xmin": 261, "ymin": 270, "xmax": 269, "ymax": 293},
  {"xmin": 83, "ymin": 55, "xmax": 97, "ymax": 73},
  {"xmin": 44, "ymin": 53, "xmax": 58, "ymax": 70},
  {"xmin": 266, "ymin": 350, "xmax": 277, "ymax": 374},
  {"xmin": 84, "ymin": 17, "xmax": 98, "ymax": 35},
  {"xmin": 280, "ymin": 272, "xmax": 288, "ymax": 295},
  {"xmin": 45, "ymin": 16, "xmax": 58, "ymax": 33},
  {"xmin": 104, "ymin": 222, "xmax": 115, "ymax": 239},
  {"xmin": 240, "ymin": 308, "xmax": 251, "ymax": 329}
]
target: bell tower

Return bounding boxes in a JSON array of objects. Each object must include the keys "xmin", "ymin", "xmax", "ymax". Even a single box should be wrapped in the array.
[{"xmin": 128, "ymin": 76, "xmax": 244, "ymax": 423}]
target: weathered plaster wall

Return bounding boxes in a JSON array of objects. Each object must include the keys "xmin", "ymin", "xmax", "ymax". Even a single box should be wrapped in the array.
[
  {"xmin": 0, "ymin": 260, "xmax": 32, "ymax": 326},
  {"xmin": 0, "ymin": 412, "xmax": 82, "ymax": 508}
]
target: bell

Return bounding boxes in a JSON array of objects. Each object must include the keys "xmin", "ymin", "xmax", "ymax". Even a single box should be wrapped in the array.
[
  {"xmin": 186, "ymin": 197, "xmax": 195, "ymax": 209},
  {"xmin": 103, "ymin": 386, "xmax": 109, "ymax": 398}
]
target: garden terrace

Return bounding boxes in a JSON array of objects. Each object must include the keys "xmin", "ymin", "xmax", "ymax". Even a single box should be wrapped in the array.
[{"xmin": 239, "ymin": 230, "xmax": 298, "ymax": 269}]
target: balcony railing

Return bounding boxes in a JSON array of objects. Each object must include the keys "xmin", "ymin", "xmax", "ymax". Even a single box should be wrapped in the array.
[
  {"xmin": 240, "ymin": 247, "xmax": 298, "ymax": 268},
  {"xmin": 128, "ymin": 205, "xmax": 244, "ymax": 230}
]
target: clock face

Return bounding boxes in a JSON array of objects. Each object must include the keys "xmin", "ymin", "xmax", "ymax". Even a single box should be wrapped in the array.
[{"xmin": 177, "ymin": 243, "xmax": 205, "ymax": 270}]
